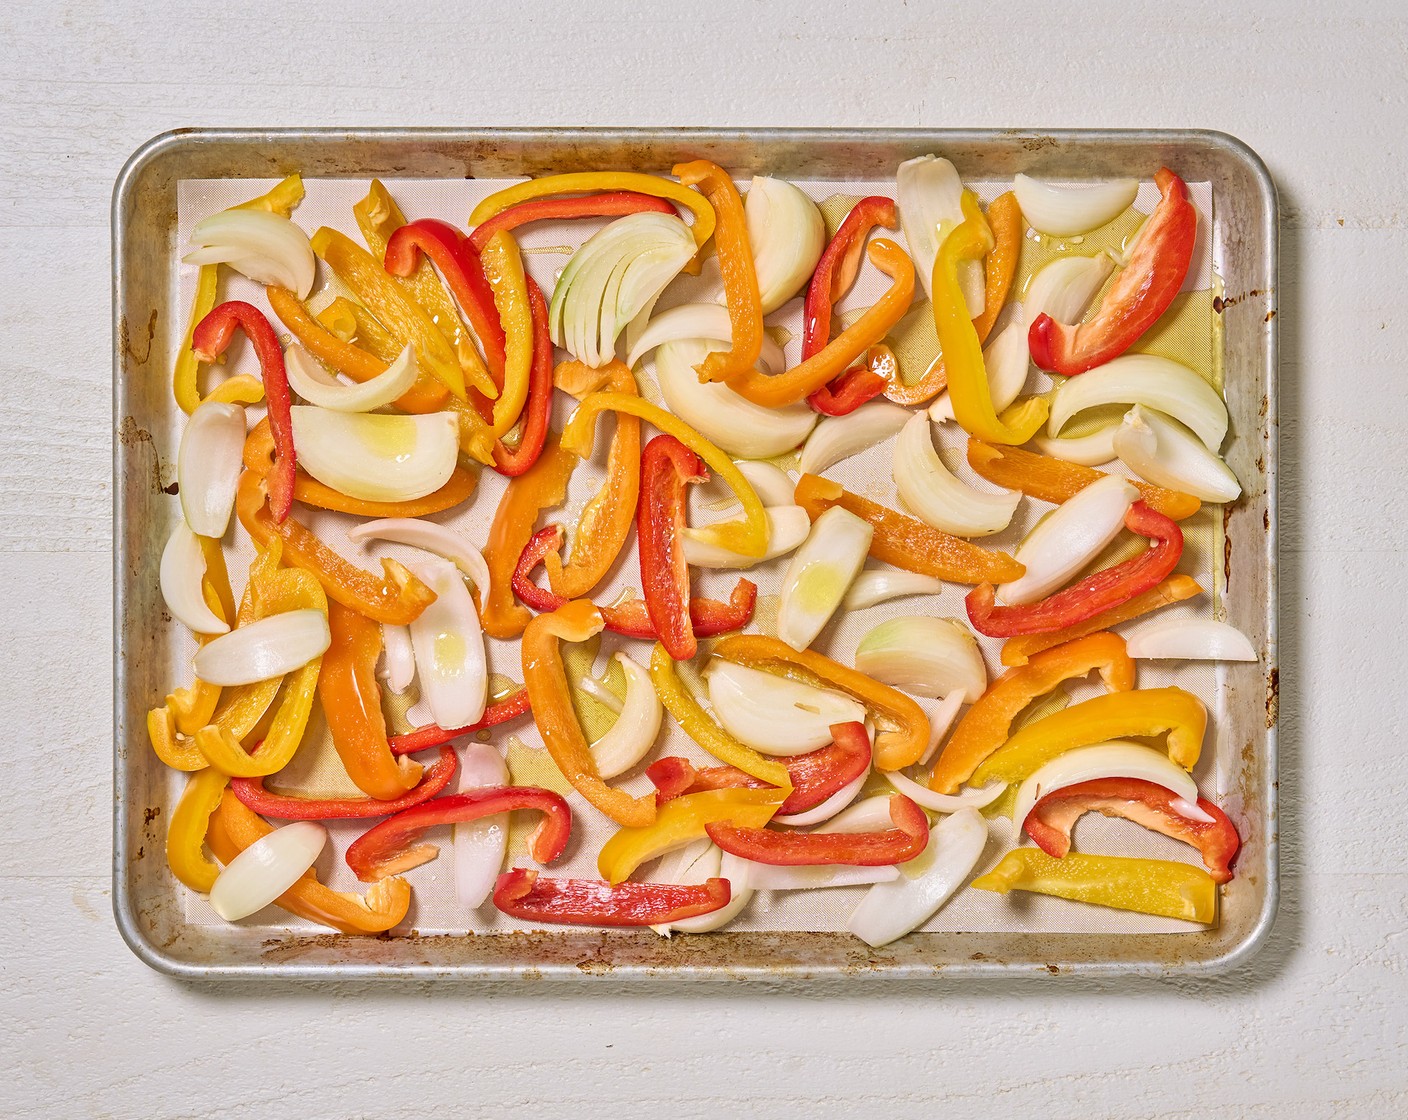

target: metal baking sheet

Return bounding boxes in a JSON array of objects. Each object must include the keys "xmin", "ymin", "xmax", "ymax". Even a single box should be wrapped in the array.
[{"xmin": 113, "ymin": 128, "xmax": 1277, "ymax": 979}]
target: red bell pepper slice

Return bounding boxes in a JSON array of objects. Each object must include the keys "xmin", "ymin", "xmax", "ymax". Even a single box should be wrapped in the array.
[
  {"xmin": 192, "ymin": 301, "xmax": 296, "ymax": 523},
  {"xmin": 230, "ymin": 745, "xmax": 457, "ymax": 820},
  {"xmin": 467, "ymin": 191, "xmax": 677, "ymax": 253},
  {"xmin": 638, "ymin": 434, "xmax": 706, "ymax": 660},
  {"xmin": 345, "ymin": 786, "xmax": 572, "ymax": 882},
  {"xmin": 966, "ymin": 501, "xmax": 1183, "ymax": 638},
  {"xmin": 493, "ymin": 868, "xmax": 730, "ymax": 927},
  {"xmin": 388, "ymin": 688, "xmax": 531, "ymax": 756},
  {"xmin": 491, "ymin": 275, "xmax": 555, "ymax": 476},
  {"xmin": 1023, "ymin": 777, "xmax": 1241, "ymax": 884},
  {"xmin": 1028, "ymin": 168, "xmax": 1197, "ymax": 375},
  {"xmin": 706, "ymin": 793, "xmax": 929, "ymax": 866}
]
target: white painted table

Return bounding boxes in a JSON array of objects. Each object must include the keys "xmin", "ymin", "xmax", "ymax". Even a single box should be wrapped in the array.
[{"xmin": 4, "ymin": 3, "xmax": 1404, "ymax": 1116}]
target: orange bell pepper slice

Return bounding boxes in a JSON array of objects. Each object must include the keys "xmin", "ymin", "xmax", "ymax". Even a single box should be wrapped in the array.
[
  {"xmin": 928, "ymin": 631, "xmax": 1136, "ymax": 794},
  {"xmin": 316, "ymin": 296, "xmax": 402, "ymax": 363}
]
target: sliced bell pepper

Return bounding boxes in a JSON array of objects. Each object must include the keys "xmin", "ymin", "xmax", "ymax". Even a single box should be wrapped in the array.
[
  {"xmin": 971, "ymin": 686, "xmax": 1208, "ymax": 786},
  {"xmin": 237, "ymin": 470, "xmax": 436, "ymax": 626},
  {"xmin": 231, "ymin": 745, "xmax": 456, "ymax": 820},
  {"xmin": 639, "ymin": 433, "xmax": 705, "ymax": 659},
  {"xmin": 596, "ymin": 787, "xmax": 786, "ymax": 884},
  {"xmin": 928, "ymin": 631, "xmax": 1137, "ymax": 794},
  {"xmin": 804, "ymin": 196, "xmax": 899, "ymax": 357},
  {"xmin": 712, "ymin": 634, "xmax": 931, "ymax": 771},
  {"xmin": 389, "ymin": 688, "xmax": 532, "ymax": 755},
  {"xmin": 938, "ymin": 190, "xmax": 1049, "ymax": 445},
  {"xmin": 346, "ymin": 785, "xmax": 572, "ymax": 882},
  {"xmin": 707, "ymin": 793, "xmax": 930, "ymax": 866},
  {"xmin": 644, "ymin": 756, "xmax": 701, "ymax": 803},
  {"xmin": 1029, "ymin": 168, "xmax": 1198, "ymax": 375},
  {"xmin": 166, "ymin": 766, "xmax": 230, "ymax": 893},
  {"xmin": 967, "ymin": 439, "xmax": 1201, "ymax": 522},
  {"xmin": 493, "ymin": 868, "xmax": 730, "ymax": 927},
  {"xmin": 966, "ymin": 501, "xmax": 1183, "ymax": 637},
  {"xmin": 1024, "ymin": 777, "xmax": 1241, "ymax": 884},
  {"xmin": 521, "ymin": 600, "xmax": 657, "ymax": 828},
  {"xmin": 793, "ymin": 473, "xmax": 1023, "ymax": 585},
  {"xmin": 480, "ymin": 231, "xmax": 536, "ymax": 443},
  {"xmin": 207, "ymin": 790, "xmax": 411, "ymax": 934},
  {"xmin": 192, "ymin": 300, "xmax": 296, "ymax": 524},
  {"xmin": 808, "ymin": 345, "xmax": 895, "ymax": 416},
  {"xmin": 317, "ymin": 297, "xmax": 402, "ymax": 363},
  {"xmin": 491, "ymin": 276, "xmax": 555, "ymax": 476},
  {"xmin": 971, "ymin": 848, "xmax": 1217, "ymax": 924},
  {"xmin": 467, "ymin": 190, "xmax": 676, "ymax": 252}
]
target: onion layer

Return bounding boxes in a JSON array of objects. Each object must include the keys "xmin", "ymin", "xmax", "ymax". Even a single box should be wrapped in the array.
[
  {"xmin": 404, "ymin": 554, "xmax": 487, "ymax": 731},
  {"xmin": 177, "ymin": 400, "xmax": 246, "ymax": 538},
  {"xmin": 1023, "ymin": 253, "xmax": 1114, "ymax": 336},
  {"xmin": 653, "ymin": 844, "xmax": 755, "ymax": 935},
  {"xmin": 1114, "ymin": 406, "xmax": 1242, "ymax": 503},
  {"xmin": 854, "ymin": 616, "xmax": 987, "ymax": 701},
  {"xmin": 682, "ymin": 505, "xmax": 811, "ymax": 569},
  {"xmin": 1123, "ymin": 616, "xmax": 1257, "ymax": 662},
  {"xmin": 743, "ymin": 861, "xmax": 900, "ymax": 891},
  {"xmin": 185, "ymin": 209, "xmax": 316, "ymax": 299},
  {"xmin": 285, "ymin": 343, "xmax": 419, "ymax": 412},
  {"xmin": 1031, "ymin": 424, "xmax": 1120, "ymax": 467},
  {"xmin": 799, "ymin": 400, "xmax": 911, "ymax": 476},
  {"xmin": 1012, "ymin": 741, "xmax": 1204, "ymax": 835},
  {"xmin": 192, "ymin": 609, "xmax": 330, "ymax": 686},
  {"xmin": 209, "ymin": 820, "xmax": 328, "ymax": 920},
  {"xmin": 347, "ymin": 518, "xmax": 491, "ymax": 595},
  {"xmin": 590, "ymin": 654, "xmax": 663, "ymax": 779},
  {"xmin": 160, "ymin": 520, "xmax": 229, "ymax": 635},
  {"xmin": 928, "ymin": 315, "xmax": 1030, "ymax": 424},
  {"xmin": 1048, "ymin": 355, "xmax": 1229, "ymax": 451},
  {"xmin": 379, "ymin": 623, "xmax": 415, "ymax": 695},
  {"xmin": 776, "ymin": 505, "xmax": 873, "ymax": 651},
  {"xmin": 289, "ymin": 407, "xmax": 460, "ymax": 503},
  {"xmin": 893, "ymin": 412, "xmax": 1020, "ymax": 537},
  {"xmin": 842, "ymin": 567, "xmax": 946, "ymax": 611},
  {"xmin": 772, "ymin": 770, "xmax": 869, "ymax": 827},
  {"xmin": 746, "ymin": 176, "xmax": 826, "ymax": 314},
  {"xmin": 881, "ymin": 769, "xmax": 1005, "ymax": 812},
  {"xmin": 453, "ymin": 742, "xmax": 510, "ymax": 909},
  {"xmin": 706, "ymin": 659, "xmax": 866, "ymax": 756},
  {"xmin": 1013, "ymin": 175, "xmax": 1139, "ymax": 237},
  {"xmin": 627, "ymin": 303, "xmax": 785, "ymax": 371},
  {"xmin": 734, "ymin": 460, "xmax": 796, "ymax": 508},
  {"xmin": 897, "ymin": 154, "xmax": 983, "ymax": 314}
]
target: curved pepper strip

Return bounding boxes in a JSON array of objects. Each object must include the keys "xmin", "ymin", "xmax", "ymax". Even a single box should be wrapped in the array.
[
  {"xmin": 468, "ymin": 191, "xmax": 676, "ymax": 252},
  {"xmin": 1029, "ymin": 168, "xmax": 1197, "ymax": 375},
  {"xmin": 192, "ymin": 301, "xmax": 296, "ymax": 524},
  {"xmin": 672, "ymin": 159, "xmax": 763, "ymax": 382},
  {"xmin": 721, "ymin": 240, "xmax": 916, "ymax": 408},
  {"xmin": 971, "ymin": 848, "xmax": 1217, "ymax": 924},
  {"xmin": 389, "ymin": 689, "xmax": 532, "ymax": 756},
  {"xmin": 648, "ymin": 643, "xmax": 792, "ymax": 789},
  {"xmin": 712, "ymin": 634, "xmax": 931, "ymax": 772},
  {"xmin": 166, "ymin": 767, "xmax": 230, "ymax": 892},
  {"xmin": 346, "ymin": 786, "xmax": 572, "ymax": 882},
  {"xmin": 494, "ymin": 868, "xmax": 729, "ymax": 927},
  {"xmin": 966, "ymin": 501, "xmax": 1183, "ymax": 637},
  {"xmin": 562, "ymin": 393, "xmax": 768, "ymax": 558},
  {"xmin": 317, "ymin": 297, "xmax": 402, "ymax": 364},
  {"xmin": 928, "ymin": 631, "xmax": 1137, "ymax": 794},
  {"xmin": 971, "ymin": 686, "xmax": 1208, "ymax": 786},
  {"xmin": 938, "ymin": 191, "xmax": 1049, "ymax": 444},
  {"xmin": 793, "ymin": 473, "xmax": 1023, "ymax": 585},
  {"xmin": 207, "ymin": 790, "xmax": 411, "ymax": 934},
  {"xmin": 521, "ymin": 601, "xmax": 657, "ymax": 828},
  {"xmin": 707, "ymin": 793, "xmax": 930, "ymax": 866},
  {"xmin": 967, "ymin": 439, "xmax": 1201, "ymax": 522},
  {"xmin": 809, "ymin": 346, "xmax": 896, "ymax": 416},
  {"xmin": 639, "ymin": 434, "xmax": 706, "ymax": 659},
  {"xmin": 1000, "ymin": 574, "xmax": 1204, "ymax": 667},
  {"xmin": 1024, "ymin": 777, "xmax": 1241, "ymax": 884},
  {"xmin": 596, "ymin": 788, "xmax": 786, "ymax": 885},
  {"xmin": 237, "ymin": 470, "xmax": 436, "ymax": 627},
  {"xmin": 491, "ymin": 277, "xmax": 555, "ymax": 476},
  {"xmin": 232, "ymin": 745, "xmax": 456, "ymax": 820}
]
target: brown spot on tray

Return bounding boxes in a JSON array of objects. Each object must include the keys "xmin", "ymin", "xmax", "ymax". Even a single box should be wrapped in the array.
[
  {"xmin": 144, "ymin": 806, "xmax": 161, "ymax": 825},
  {"xmin": 1045, "ymin": 963, "xmax": 1061, "ymax": 974},
  {"xmin": 1222, "ymin": 505, "xmax": 1234, "ymax": 592},
  {"xmin": 1265, "ymin": 310, "xmax": 1276, "ymax": 322},
  {"xmin": 118, "ymin": 415, "xmax": 167, "ymax": 494},
  {"xmin": 119, "ymin": 309, "xmax": 158, "ymax": 366},
  {"xmin": 1213, "ymin": 288, "xmax": 1263, "ymax": 313},
  {"xmin": 1266, "ymin": 667, "xmax": 1279, "ymax": 729}
]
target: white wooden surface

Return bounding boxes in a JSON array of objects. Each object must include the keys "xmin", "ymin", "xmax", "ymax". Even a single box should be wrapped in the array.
[{"xmin": 3, "ymin": 2, "xmax": 1405, "ymax": 1116}]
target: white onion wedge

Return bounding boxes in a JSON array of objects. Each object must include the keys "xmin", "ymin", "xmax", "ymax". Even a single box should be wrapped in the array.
[
  {"xmin": 799, "ymin": 400, "xmax": 911, "ymax": 476},
  {"xmin": 655, "ymin": 846, "xmax": 755, "ymax": 935},
  {"xmin": 897, "ymin": 154, "xmax": 983, "ymax": 314},
  {"xmin": 192, "ymin": 608, "xmax": 329, "ymax": 686},
  {"xmin": 734, "ymin": 460, "xmax": 796, "ymax": 508},
  {"xmin": 656, "ymin": 338, "xmax": 816, "ymax": 458},
  {"xmin": 184, "ymin": 209, "xmax": 316, "ymax": 299},
  {"xmin": 379, "ymin": 623, "xmax": 415, "ymax": 695},
  {"xmin": 1023, "ymin": 253, "xmax": 1115, "ymax": 336},
  {"xmin": 284, "ymin": 343, "xmax": 419, "ymax": 412},
  {"xmin": 928, "ymin": 315, "xmax": 1030, "ymax": 423},
  {"xmin": 626, "ymin": 303, "xmax": 785, "ymax": 371},
  {"xmin": 1048, "ymin": 354, "xmax": 1229, "ymax": 451},
  {"xmin": 1123, "ymin": 617, "xmax": 1257, "ymax": 662},
  {"xmin": 746, "ymin": 176, "xmax": 827, "ymax": 314},
  {"xmin": 1114, "ymin": 405, "xmax": 1242, "ymax": 503},
  {"xmin": 404, "ymin": 554, "xmax": 486, "ymax": 731},
  {"xmin": 825, "ymin": 795, "xmax": 900, "ymax": 834},
  {"xmin": 842, "ymin": 567, "xmax": 946, "ymax": 610},
  {"xmin": 881, "ymin": 769, "xmax": 1005, "ymax": 812},
  {"xmin": 1012, "ymin": 741, "xmax": 1206, "ymax": 835},
  {"xmin": 682, "ymin": 505, "xmax": 811, "ymax": 569},
  {"xmin": 289, "ymin": 407, "xmax": 459, "ymax": 503},
  {"xmin": 589, "ymin": 654, "xmax": 663, "ymax": 779},
  {"xmin": 453, "ymin": 742, "xmax": 510, "ymax": 909},
  {"xmin": 998, "ymin": 475, "xmax": 1138, "ymax": 606},
  {"xmin": 893, "ymin": 412, "xmax": 1020, "ymax": 537},
  {"xmin": 776, "ymin": 505, "xmax": 872, "ymax": 650},
  {"xmin": 772, "ymin": 770, "xmax": 869, "ymax": 827},
  {"xmin": 177, "ymin": 400, "xmax": 246, "ymax": 538},
  {"xmin": 577, "ymin": 674, "xmax": 625, "ymax": 715},
  {"xmin": 743, "ymin": 861, "xmax": 900, "ymax": 891},
  {"xmin": 846, "ymin": 807, "xmax": 987, "ymax": 947},
  {"xmin": 916, "ymin": 691, "xmax": 967, "ymax": 767},
  {"xmin": 854, "ymin": 616, "xmax": 987, "ymax": 701},
  {"xmin": 706, "ymin": 659, "xmax": 866, "ymax": 755},
  {"xmin": 1013, "ymin": 175, "xmax": 1139, "ymax": 237},
  {"xmin": 1031, "ymin": 424, "xmax": 1120, "ymax": 467},
  {"xmin": 209, "ymin": 820, "xmax": 327, "ymax": 920},
  {"xmin": 160, "ymin": 520, "xmax": 229, "ymax": 635},
  {"xmin": 347, "ymin": 518, "xmax": 490, "ymax": 595}
]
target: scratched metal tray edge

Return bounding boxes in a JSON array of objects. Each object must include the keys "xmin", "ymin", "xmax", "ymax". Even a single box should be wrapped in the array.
[{"xmin": 112, "ymin": 127, "xmax": 1278, "ymax": 981}]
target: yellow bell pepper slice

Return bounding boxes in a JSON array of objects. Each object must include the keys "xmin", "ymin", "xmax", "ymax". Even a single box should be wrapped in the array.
[
  {"xmin": 316, "ymin": 296, "xmax": 402, "ymax": 363},
  {"xmin": 972, "ymin": 849, "xmax": 1217, "ymax": 924},
  {"xmin": 597, "ymin": 788, "xmax": 786, "ymax": 885},
  {"xmin": 480, "ymin": 230, "xmax": 533, "ymax": 439},
  {"xmin": 166, "ymin": 766, "xmax": 230, "ymax": 893}
]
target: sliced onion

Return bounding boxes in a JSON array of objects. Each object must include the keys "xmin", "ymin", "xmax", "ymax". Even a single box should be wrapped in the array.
[
  {"xmin": 654, "ymin": 845, "xmax": 755, "ymax": 935},
  {"xmin": 1123, "ymin": 616, "xmax": 1257, "ymax": 662},
  {"xmin": 290, "ymin": 406, "xmax": 459, "ymax": 503},
  {"xmin": 626, "ymin": 303, "xmax": 785, "ymax": 371},
  {"xmin": 1114, "ymin": 405, "xmax": 1242, "ymax": 503},
  {"xmin": 159, "ymin": 520, "xmax": 229, "ymax": 635},
  {"xmin": 916, "ymin": 691, "xmax": 967, "ymax": 767},
  {"xmin": 192, "ymin": 608, "xmax": 329, "ymax": 686},
  {"xmin": 208, "ymin": 820, "xmax": 327, "ymax": 920},
  {"xmin": 843, "ymin": 567, "xmax": 946, "ymax": 610},
  {"xmin": 799, "ymin": 400, "xmax": 911, "ymax": 476},
  {"xmin": 776, "ymin": 505, "xmax": 873, "ymax": 651},
  {"xmin": 893, "ymin": 412, "xmax": 1020, "ymax": 537},
  {"xmin": 1013, "ymin": 175, "xmax": 1139, "ymax": 237},
  {"xmin": 682, "ymin": 505, "xmax": 811, "ymax": 569},
  {"xmin": 379, "ymin": 623, "xmax": 415, "ymax": 695},
  {"xmin": 881, "ymin": 769, "xmax": 1005, "ymax": 812},
  {"xmin": 285, "ymin": 343, "xmax": 419, "ymax": 412},
  {"xmin": 897, "ymin": 154, "xmax": 983, "ymax": 314},
  {"xmin": 404, "ymin": 554, "xmax": 486, "ymax": 731},
  {"xmin": 706, "ymin": 659, "xmax": 866, "ymax": 756},
  {"xmin": 589, "ymin": 654, "xmax": 663, "ymax": 779},
  {"xmin": 184, "ymin": 209, "xmax": 316, "ymax": 299},
  {"xmin": 453, "ymin": 742, "xmax": 510, "ymax": 909},
  {"xmin": 1032, "ymin": 423, "xmax": 1120, "ymax": 467},
  {"xmin": 734, "ymin": 460, "xmax": 796, "ymax": 508},
  {"xmin": 846, "ymin": 807, "xmax": 987, "ymax": 947},
  {"xmin": 998, "ymin": 474, "xmax": 1138, "ymax": 606},
  {"xmin": 347, "ymin": 517, "xmax": 490, "ymax": 595},
  {"xmin": 1048, "ymin": 355, "xmax": 1229, "ymax": 451},
  {"xmin": 928, "ymin": 315, "xmax": 1030, "ymax": 423},
  {"xmin": 743, "ymin": 861, "xmax": 900, "ymax": 891},
  {"xmin": 177, "ymin": 400, "xmax": 246, "ymax": 538},
  {"xmin": 746, "ymin": 176, "xmax": 827, "ymax": 314},
  {"xmin": 577, "ymin": 674, "xmax": 625, "ymax": 715},
  {"xmin": 821, "ymin": 795, "xmax": 897, "ymax": 834},
  {"xmin": 1023, "ymin": 253, "xmax": 1115, "ymax": 336},
  {"xmin": 656, "ymin": 337, "xmax": 816, "ymax": 458},
  {"xmin": 854, "ymin": 616, "xmax": 986, "ymax": 701},
  {"xmin": 1012, "ymin": 741, "xmax": 1205, "ymax": 834},
  {"xmin": 772, "ymin": 770, "xmax": 869, "ymax": 827}
]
